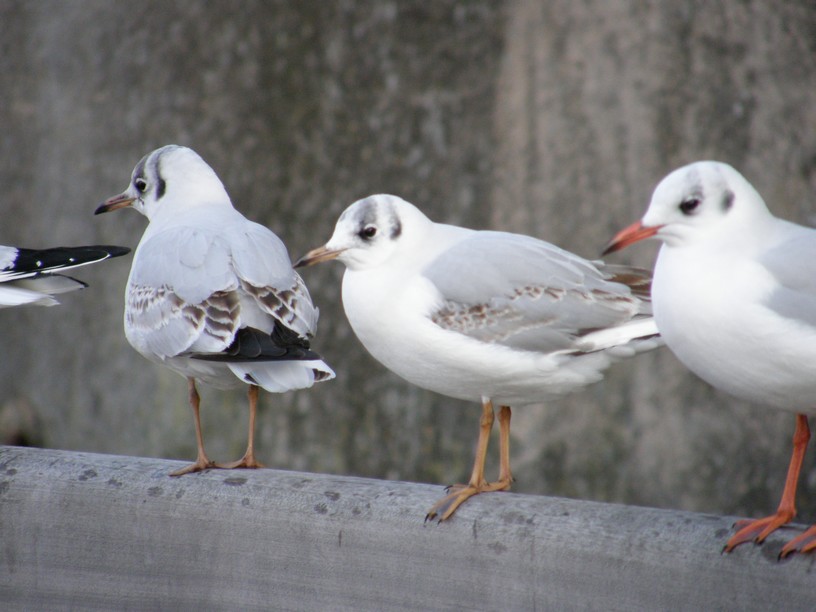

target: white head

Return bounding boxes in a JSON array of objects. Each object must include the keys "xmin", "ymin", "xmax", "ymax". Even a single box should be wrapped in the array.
[
  {"xmin": 294, "ymin": 194, "xmax": 434, "ymax": 271},
  {"xmin": 605, "ymin": 161, "xmax": 772, "ymax": 253},
  {"xmin": 95, "ymin": 145, "xmax": 231, "ymax": 221}
]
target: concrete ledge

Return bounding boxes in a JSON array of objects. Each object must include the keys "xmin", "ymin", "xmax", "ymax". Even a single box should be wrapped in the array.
[{"xmin": 0, "ymin": 446, "xmax": 813, "ymax": 611}]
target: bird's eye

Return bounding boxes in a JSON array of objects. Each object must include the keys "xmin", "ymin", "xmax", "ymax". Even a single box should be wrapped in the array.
[
  {"xmin": 134, "ymin": 178, "xmax": 148, "ymax": 193},
  {"xmin": 360, "ymin": 225, "xmax": 377, "ymax": 240},
  {"xmin": 679, "ymin": 197, "xmax": 701, "ymax": 215}
]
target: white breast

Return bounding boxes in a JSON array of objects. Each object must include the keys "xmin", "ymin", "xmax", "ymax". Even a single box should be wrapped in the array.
[{"xmin": 653, "ymin": 244, "xmax": 816, "ymax": 412}]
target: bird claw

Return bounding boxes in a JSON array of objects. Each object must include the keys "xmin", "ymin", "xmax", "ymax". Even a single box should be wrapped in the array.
[
  {"xmin": 425, "ymin": 480, "xmax": 512, "ymax": 523},
  {"xmin": 425, "ymin": 493, "xmax": 462, "ymax": 523},
  {"xmin": 779, "ymin": 526, "xmax": 816, "ymax": 559},
  {"xmin": 723, "ymin": 511, "xmax": 795, "ymax": 553},
  {"xmin": 217, "ymin": 455, "xmax": 265, "ymax": 470},
  {"xmin": 169, "ymin": 458, "xmax": 218, "ymax": 477}
]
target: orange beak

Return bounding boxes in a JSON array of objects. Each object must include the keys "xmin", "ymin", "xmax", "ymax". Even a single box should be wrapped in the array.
[
  {"xmin": 293, "ymin": 245, "xmax": 345, "ymax": 268},
  {"xmin": 602, "ymin": 220, "xmax": 661, "ymax": 255},
  {"xmin": 94, "ymin": 193, "xmax": 135, "ymax": 215}
]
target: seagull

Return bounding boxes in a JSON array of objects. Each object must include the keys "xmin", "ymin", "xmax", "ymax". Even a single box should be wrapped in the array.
[
  {"xmin": 95, "ymin": 145, "xmax": 335, "ymax": 476},
  {"xmin": 0, "ymin": 244, "xmax": 129, "ymax": 307},
  {"xmin": 295, "ymin": 194, "xmax": 660, "ymax": 521},
  {"xmin": 604, "ymin": 160, "xmax": 816, "ymax": 557}
]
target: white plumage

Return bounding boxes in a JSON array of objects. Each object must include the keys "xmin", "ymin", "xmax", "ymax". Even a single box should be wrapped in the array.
[
  {"xmin": 297, "ymin": 194, "xmax": 659, "ymax": 520},
  {"xmin": 96, "ymin": 145, "xmax": 334, "ymax": 475},
  {"xmin": 605, "ymin": 160, "xmax": 816, "ymax": 557}
]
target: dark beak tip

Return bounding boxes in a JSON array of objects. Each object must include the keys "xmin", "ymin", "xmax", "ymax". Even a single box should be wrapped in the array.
[{"xmin": 93, "ymin": 194, "xmax": 135, "ymax": 216}]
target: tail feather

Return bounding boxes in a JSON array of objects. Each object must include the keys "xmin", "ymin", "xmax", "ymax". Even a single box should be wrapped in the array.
[
  {"xmin": 568, "ymin": 317, "xmax": 662, "ymax": 357},
  {"xmin": 228, "ymin": 359, "xmax": 336, "ymax": 393}
]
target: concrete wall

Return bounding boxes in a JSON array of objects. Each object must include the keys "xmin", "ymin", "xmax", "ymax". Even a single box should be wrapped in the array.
[
  {"xmin": 0, "ymin": 1, "xmax": 815, "ymax": 524},
  {"xmin": 2, "ymin": 446, "xmax": 815, "ymax": 611}
]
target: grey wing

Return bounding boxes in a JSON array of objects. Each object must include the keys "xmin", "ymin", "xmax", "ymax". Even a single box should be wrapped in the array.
[
  {"xmin": 761, "ymin": 223, "xmax": 816, "ymax": 328},
  {"xmin": 228, "ymin": 221, "xmax": 319, "ymax": 338},
  {"xmin": 424, "ymin": 231, "xmax": 651, "ymax": 353},
  {"xmin": 126, "ymin": 228, "xmax": 240, "ymax": 359}
]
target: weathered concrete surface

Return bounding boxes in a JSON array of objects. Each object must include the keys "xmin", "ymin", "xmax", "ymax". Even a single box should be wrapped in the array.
[
  {"xmin": 0, "ymin": 1, "xmax": 815, "ymax": 526},
  {"xmin": 1, "ymin": 446, "xmax": 815, "ymax": 611}
]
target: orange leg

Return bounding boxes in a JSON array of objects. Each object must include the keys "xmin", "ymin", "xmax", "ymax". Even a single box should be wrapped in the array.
[
  {"xmin": 724, "ymin": 413, "xmax": 810, "ymax": 552},
  {"xmin": 169, "ymin": 378, "xmax": 217, "ymax": 477},
  {"xmin": 497, "ymin": 405, "xmax": 514, "ymax": 485},
  {"xmin": 220, "ymin": 384, "xmax": 265, "ymax": 470},
  {"xmin": 779, "ymin": 413, "xmax": 816, "ymax": 558},
  {"xmin": 425, "ymin": 400, "xmax": 513, "ymax": 522}
]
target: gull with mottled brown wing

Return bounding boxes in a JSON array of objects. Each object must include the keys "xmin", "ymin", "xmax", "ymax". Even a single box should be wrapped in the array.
[
  {"xmin": 96, "ymin": 145, "xmax": 334, "ymax": 476},
  {"xmin": 296, "ymin": 194, "xmax": 660, "ymax": 521}
]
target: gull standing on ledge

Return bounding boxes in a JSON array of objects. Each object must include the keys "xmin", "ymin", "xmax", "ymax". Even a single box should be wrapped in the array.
[
  {"xmin": 296, "ymin": 194, "xmax": 660, "ymax": 521},
  {"xmin": 0, "ymin": 244, "xmax": 129, "ymax": 308},
  {"xmin": 96, "ymin": 145, "xmax": 335, "ymax": 476},
  {"xmin": 604, "ymin": 161, "xmax": 816, "ymax": 557}
]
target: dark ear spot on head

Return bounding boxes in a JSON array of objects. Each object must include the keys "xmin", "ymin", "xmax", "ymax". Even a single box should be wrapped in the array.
[
  {"xmin": 151, "ymin": 150, "xmax": 167, "ymax": 200},
  {"xmin": 721, "ymin": 189, "xmax": 734, "ymax": 212},
  {"xmin": 390, "ymin": 218, "xmax": 402, "ymax": 239}
]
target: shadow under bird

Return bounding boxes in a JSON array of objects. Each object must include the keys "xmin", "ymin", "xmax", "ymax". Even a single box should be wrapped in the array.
[
  {"xmin": 0, "ymin": 244, "xmax": 129, "ymax": 308},
  {"xmin": 605, "ymin": 161, "xmax": 816, "ymax": 558},
  {"xmin": 296, "ymin": 194, "xmax": 661, "ymax": 521},
  {"xmin": 95, "ymin": 145, "xmax": 335, "ymax": 476}
]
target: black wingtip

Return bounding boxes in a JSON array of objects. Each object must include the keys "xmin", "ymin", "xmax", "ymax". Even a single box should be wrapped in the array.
[
  {"xmin": 191, "ymin": 325, "xmax": 324, "ymax": 363},
  {"xmin": 6, "ymin": 245, "xmax": 131, "ymax": 276},
  {"xmin": 97, "ymin": 245, "xmax": 132, "ymax": 259}
]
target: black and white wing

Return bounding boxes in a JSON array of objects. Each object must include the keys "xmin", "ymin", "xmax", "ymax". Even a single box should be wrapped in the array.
[{"xmin": 0, "ymin": 244, "xmax": 130, "ymax": 308}]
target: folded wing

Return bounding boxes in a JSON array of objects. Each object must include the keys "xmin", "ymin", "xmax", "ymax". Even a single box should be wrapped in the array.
[
  {"xmin": 126, "ymin": 222, "xmax": 334, "ymax": 390},
  {"xmin": 424, "ymin": 231, "xmax": 657, "ymax": 354}
]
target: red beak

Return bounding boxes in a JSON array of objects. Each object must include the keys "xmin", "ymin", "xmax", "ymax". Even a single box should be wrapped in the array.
[{"xmin": 602, "ymin": 220, "xmax": 661, "ymax": 255}]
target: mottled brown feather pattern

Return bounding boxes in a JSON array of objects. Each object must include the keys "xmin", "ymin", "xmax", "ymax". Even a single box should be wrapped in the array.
[
  {"xmin": 201, "ymin": 290, "xmax": 240, "ymax": 344},
  {"xmin": 126, "ymin": 284, "xmax": 240, "ymax": 347},
  {"xmin": 240, "ymin": 278, "xmax": 309, "ymax": 333},
  {"xmin": 605, "ymin": 269, "xmax": 652, "ymax": 299},
  {"xmin": 431, "ymin": 284, "xmax": 638, "ymax": 336}
]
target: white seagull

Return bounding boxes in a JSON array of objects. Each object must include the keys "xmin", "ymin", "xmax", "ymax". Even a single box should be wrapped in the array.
[
  {"xmin": 0, "ymin": 244, "xmax": 129, "ymax": 307},
  {"xmin": 95, "ymin": 145, "xmax": 335, "ymax": 476},
  {"xmin": 604, "ymin": 160, "xmax": 816, "ymax": 557},
  {"xmin": 296, "ymin": 194, "xmax": 660, "ymax": 521}
]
